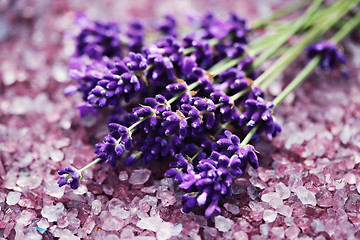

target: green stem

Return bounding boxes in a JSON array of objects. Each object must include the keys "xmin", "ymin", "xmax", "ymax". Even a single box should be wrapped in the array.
[
  {"xmin": 252, "ymin": 0, "xmax": 323, "ymax": 69},
  {"xmin": 230, "ymin": 87, "xmax": 251, "ymax": 103},
  {"xmin": 128, "ymin": 113, "xmax": 154, "ymax": 132},
  {"xmin": 273, "ymin": 10, "xmax": 360, "ymax": 108},
  {"xmin": 332, "ymin": 11, "xmax": 360, "ymax": 42},
  {"xmin": 257, "ymin": 0, "xmax": 356, "ymax": 90},
  {"xmin": 79, "ymin": 158, "xmax": 101, "ymax": 172},
  {"xmin": 240, "ymin": 124, "xmax": 260, "ymax": 145},
  {"xmin": 184, "ymin": 1, "xmax": 309, "ymax": 56},
  {"xmin": 208, "ymin": 0, "xmax": 330, "ymax": 77},
  {"xmin": 242, "ymin": 7, "xmax": 360, "ymax": 144},
  {"xmin": 251, "ymin": 0, "xmax": 310, "ymax": 29},
  {"xmin": 167, "ymin": 81, "xmax": 199, "ymax": 104},
  {"xmin": 272, "ymin": 56, "xmax": 321, "ymax": 108},
  {"xmin": 208, "ymin": 55, "xmax": 247, "ymax": 76}
]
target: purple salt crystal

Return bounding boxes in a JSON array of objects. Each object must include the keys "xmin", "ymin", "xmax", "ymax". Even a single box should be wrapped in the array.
[
  {"xmin": 6, "ymin": 191, "xmax": 21, "ymax": 205},
  {"xmin": 275, "ymin": 182, "xmax": 291, "ymax": 199},
  {"xmin": 215, "ymin": 215, "xmax": 233, "ymax": 232},
  {"xmin": 263, "ymin": 209, "xmax": 277, "ymax": 223},
  {"xmin": 136, "ymin": 216, "xmax": 163, "ymax": 231},
  {"xmin": 276, "ymin": 205, "xmax": 293, "ymax": 218},
  {"xmin": 156, "ymin": 222, "xmax": 175, "ymax": 240},
  {"xmin": 129, "ymin": 169, "xmax": 151, "ymax": 185},
  {"xmin": 81, "ymin": 216, "xmax": 95, "ymax": 234},
  {"xmin": 102, "ymin": 215, "xmax": 124, "ymax": 231},
  {"xmin": 271, "ymin": 227, "xmax": 284, "ymax": 239},
  {"xmin": 158, "ymin": 190, "xmax": 177, "ymax": 207},
  {"xmin": 91, "ymin": 200, "xmax": 102, "ymax": 215},
  {"xmin": 118, "ymin": 170, "xmax": 128, "ymax": 181},
  {"xmin": 224, "ymin": 203, "xmax": 240, "ymax": 215},
  {"xmin": 41, "ymin": 203, "xmax": 66, "ymax": 222},
  {"xmin": 295, "ymin": 186, "xmax": 316, "ymax": 206},
  {"xmin": 108, "ymin": 198, "xmax": 126, "ymax": 216},
  {"xmin": 45, "ymin": 181, "xmax": 65, "ymax": 199},
  {"xmin": 285, "ymin": 225, "xmax": 300, "ymax": 239},
  {"xmin": 261, "ymin": 192, "xmax": 280, "ymax": 203},
  {"xmin": 259, "ymin": 224, "xmax": 270, "ymax": 236}
]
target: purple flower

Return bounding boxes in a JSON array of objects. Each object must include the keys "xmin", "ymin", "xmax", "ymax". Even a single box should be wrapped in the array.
[
  {"xmin": 76, "ymin": 103, "xmax": 98, "ymax": 118},
  {"xmin": 156, "ymin": 15, "xmax": 177, "ymax": 37},
  {"xmin": 58, "ymin": 166, "xmax": 82, "ymax": 189},
  {"xmin": 210, "ymin": 92, "xmax": 236, "ymax": 123},
  {"xmin": 74, "ymin": 13, "xmax": 121, "ymax": 59},
  {"xmin": 124, "ymin": 52, "xmax": 148, "ymax": 71},
  {"xmin": 67, "ymin": 57, "xmax": 111, "ymax": 102},
  {"xmin": 306, "ymin": 41, "xmax": 346, "ymax": 72},
  {"xmin": 94, "ymin": 123, "xmax": 132, "ymax": 167},
  {"xmin": 226, "ymin": 43, "xmax": 246, "ymax": 59},
  {"xmin": 143, "ymin": 36, "xmax": 183, "ymax": 88},
  {"xmin": 86, "ymin": 53, "xmax": 148, "ymax": 107},
  {"xmin": 242, "ymin": 96, "xmax": 281, "ymax": 140},
  {"xmin": 166, "ymin": 129, "xmax": 259, "ymax": 218},
  {"xmin": 183, "ymin": 35, "xmax": 215, "ymax": 69},
  {"xmin": 127, "ymin": 20, "xmax": 145, "ymax": 53},
  {"xmin": 139, "ymin": 137, "xmax": 170, "ymax": 164}
]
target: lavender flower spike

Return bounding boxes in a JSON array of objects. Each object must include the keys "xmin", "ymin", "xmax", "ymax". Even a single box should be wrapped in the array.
[
  {"xmin": 58, "ymin": 166, "xmax": 82, "ymax": 189},
  {"xmin": 306, "ymin": 40, "xmax": 346, "ymax": 72}
]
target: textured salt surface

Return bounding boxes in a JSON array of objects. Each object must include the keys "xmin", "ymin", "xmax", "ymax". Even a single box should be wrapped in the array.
[{"xmin": 1, "ymin": 0, "xmax": 360, "ymax": 239}]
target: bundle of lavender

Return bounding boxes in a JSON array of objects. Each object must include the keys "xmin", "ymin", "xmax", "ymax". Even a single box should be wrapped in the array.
[{"xmin": 58, "ymin": 0, "xmax": 360, "ymax": 218}]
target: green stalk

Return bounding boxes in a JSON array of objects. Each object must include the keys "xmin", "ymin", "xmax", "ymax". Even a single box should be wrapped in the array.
[
  {"xmin": 251, "ymin": 0, "xmax": 310, "ymax": 29},
  {"xmin": 167, "ymin": 81, "xmax": 199, "ymax": 104},
  {"xmin": 208, "ymin": 0, "xmax": 327, "ymax": 77},
  {"xmin": 252, "ymin": 0, "xmax": 323, "ymax": 69},
  {"xmin": 242, "ymin": 9, "xmax": 360, "ymax": 145},
  {"xmin": 332, "ymin": 11, "xmax": 360, "ymax": 42},
  {"xmin": 257, "ymin": 0, "xmax": 356, "ymax": 90},
  {"xmin": 273, "ymin": 12, "xmax": 360, "ymax": 108},
  {"xmin": 272, "ymin": 56, "xmax": 321, "ymax": 108},
  {"xmin": 228, "ymin": 0, "xmax": 356, "ymax": 103},
  {"xmin": 184, "ymin": 0, "xmax": 311, "ymax": 57},
  {"xmin": 240, "ymin": 124, "xmax": 260, "ymax": 145},
  {"xmin": 79, "ymin": 158, "xmax": 101, "ymax": 172}
]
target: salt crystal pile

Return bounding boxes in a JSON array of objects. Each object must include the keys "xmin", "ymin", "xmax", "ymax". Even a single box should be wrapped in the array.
[{"xmin": 0, "ymin": 0, "xmax": 359, "ymax": 239}]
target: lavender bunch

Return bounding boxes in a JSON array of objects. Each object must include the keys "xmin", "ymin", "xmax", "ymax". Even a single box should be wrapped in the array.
[{"xmin": 59, "ymin": 0, "xmax": 359, "ymax": 219}]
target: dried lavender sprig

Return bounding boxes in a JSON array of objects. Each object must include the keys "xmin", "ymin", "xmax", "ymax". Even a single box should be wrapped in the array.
[
  {"xmin": 58, "ymin": 111, "xmax": 155, "ymax": 188},
  {"xmin": 58, "ymin": 158, "xmax": 100, "ymax": 189}
]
